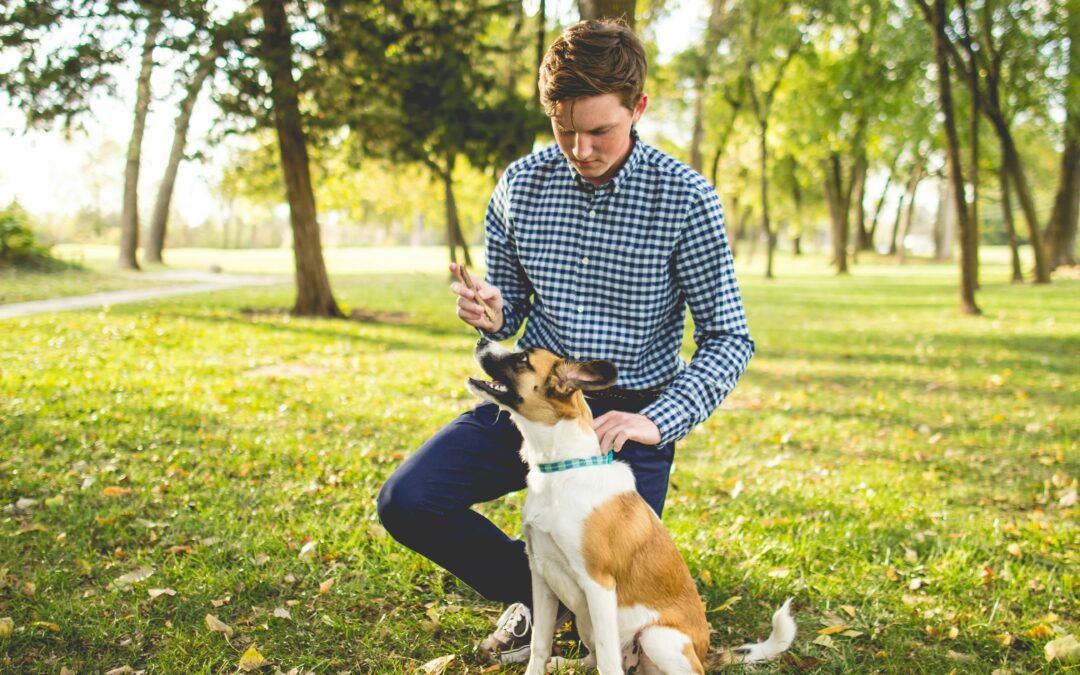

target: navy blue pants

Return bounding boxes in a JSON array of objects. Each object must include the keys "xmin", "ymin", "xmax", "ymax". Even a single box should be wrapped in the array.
[{"xmin": 377, "ymin": 400, "xmax": 675, "ymax": 608}]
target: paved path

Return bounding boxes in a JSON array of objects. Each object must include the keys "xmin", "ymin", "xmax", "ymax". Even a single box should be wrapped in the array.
[{"xmin": 0, "ymin": 271, "xmax": 288, "ymax": 320}]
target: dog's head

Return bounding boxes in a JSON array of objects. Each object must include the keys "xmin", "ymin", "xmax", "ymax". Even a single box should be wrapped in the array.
[{"xmin": 467, "ymin": 337, "xmax": 617, "ymax": 425}]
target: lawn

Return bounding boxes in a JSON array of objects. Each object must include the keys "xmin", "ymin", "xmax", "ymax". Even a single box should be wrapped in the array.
[{"xmin": 0, "ymin": 248, "xmax": 1076, "ymax": 674}]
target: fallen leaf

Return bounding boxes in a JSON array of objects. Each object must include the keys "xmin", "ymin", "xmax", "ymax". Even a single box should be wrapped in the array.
[
  {"xmin": 110, "ymin": 566, "xmax": 154, "ymax": 590},
  {"xmin": 421, "ymin": 654, "xmax": 455, "ymax": 674},
  {"xmin": 811, "ymin": 635, "xmax": 834, "ymax": 648},
  {"xmin": 273, "ymin": 607, "xmax": 292, "ymax": 620},
  {"xmin": 211, "ymin": 597, "xmax": 230, "ymax": 608},
  {"xmin": 711, "ymin": 596, "xmax": 742, "ymax": 613},
  {"xmin": 1026, "ymin": 624, "xmax": 1053, "ymax": 639},
  {"xmin": 840, "ymin": 605, "xmax": 857, "ymax": 618},
  {"xmin": 993, "ymin": 633, "xmax": 1014, "ymax": 647},
  {"xmin": 238, "ymin": 644, "xmax": 269, "ymax": 671},
  {"xmin": 1007, "ymin": 543, "xmax": 1022, "ymax": 558},
  {"xmin": 30, "ymin": 621, "xmax": 60, "ymax": 632},
  {"xmin": 298, "ymin": 541, "xmax": 317, "ymax": 561},
  {"xmin": 768, "ymin": 567, "xmax": 791, "ymax": 578},
  {"xmin": 205, "ymin": 614, "xmax": 234, "ymax": 638},
  {"xmin": 904, "ymin": 548, "xmax": 919, "ymax": 563},
  {"xmin": 1045, "ymin": 635, "xmax": 1080, "ymax": 663},
  {"xmin": 699, "ymin": 569, "xmax": 713, "ymax": 586},
  {"xmin": 886, "ymin": 567, "xmax": 900, "ymax": 582},
  {"xmin": 21, "ymin": 581, "xmax": 36, "ymax": 597},
  {"xmin": 908, "ymin": 578, "xmax": 923, "ymax": 590},
  {"xmin": 45, "ymin": 495, "xmax": 65, "ymax": 507},
  {"xmin": 840, "ymin": 630, "xmax": 864, "ymax": 638},
  {"xmin": 15, "ymin": 498, "xmax": 38, "ymax": 510},
  {"xmin": 0, "ymin": 617, "xmax": 13, "ymax": 639},
  {"xmin": 818, "ymin": 625, "xmax": 851, "ymax": 636},
  {"xmin": 319, "ymin": 578, "xmax": 335, "ymax": 594},
  {"xmin": 104, "ymin": 667, "xmax": 143, "ymax": 675},
  {"xmin": 946, "ymin": 650, "xmax": 976, "ymax": 662},
  {"xmin": 1059, "ymin": 490, "xmax": 1077, "ymax": 508},
  {"xmin": 166, "ymin": 545, "xmax": 192, "ymax": 555},
  {"xmin": 101, "ymin": 486, "xmax": 133, "ymax": 497},
  {"xmin": 148, "ymin": 588, "xmax": 176, "ymax": 600},
  {"xmin": 17, "ymin": 523, "xmax": 47, "ymax": 535}
]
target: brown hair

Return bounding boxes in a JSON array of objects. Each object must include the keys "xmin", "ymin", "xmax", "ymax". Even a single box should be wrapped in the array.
[{"xmin": 538, "ymin": 19, "xmax": 647, "ymax": 117}]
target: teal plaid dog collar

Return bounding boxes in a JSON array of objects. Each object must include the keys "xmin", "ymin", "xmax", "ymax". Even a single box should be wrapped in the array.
[{"xmin": 537, "ymin": 451, "xmax": 615, "ymax": 474}]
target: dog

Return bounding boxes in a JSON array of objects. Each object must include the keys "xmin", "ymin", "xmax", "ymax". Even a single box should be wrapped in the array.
[{"xmin": 467, "ymin": 337, "xmax": 796, "ymax": 674}]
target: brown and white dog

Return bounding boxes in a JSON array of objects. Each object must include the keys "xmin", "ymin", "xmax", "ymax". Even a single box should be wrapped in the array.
[{"xmin": 467, "ymin": 337, "xmax": 796, "ymax": 674}]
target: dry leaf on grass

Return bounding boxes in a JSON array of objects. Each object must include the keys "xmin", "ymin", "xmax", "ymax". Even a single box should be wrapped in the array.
[
  {"xmin": 840, "ymin": 605, "xmax": 857, "ymax": 618},
  {"xmin": 319, "ymin": 578, "xmax": 335, "ymax": 594},
  {"xmin": 817, "ymin": 625, "xmax": 851, "ymax": 636},
  {"xmin": 110, "ymin": 567, "xmax": 154, "ymax": 590},
  {"xmin": 205, "ymin": 614, "xmax": 234, "ymax": 638},
  {"xmin": 239, "ymin": 644, "xmax": 270, "ymax": 671},
  {"xmin": 1045, "ymin": 635, "xmax": 1080, "ymax": 663},
  {"xmin": 101, "ymin": 486, "xmax": 133, "ymax": 497},
  {"xmin": 0, "ymin": 617, "xmax": 13, "ymax": 639},
  {"xmin": 298, "ymin": 541, "xmax": 317, "ymax": 561},
  {"xmin": 273, "ymin": 608, "xmax": 292, "ymax": 620},
  {"xmin": 421, "ymin": 654, "xmax": 455, "ymax": 674},
  {"xmin": 148, "ymin": 588, "xmax": 176, "ymax": 600},
  {"xmin": 30, "ymin": 621, "xmax": 60, "ymax": 632}
]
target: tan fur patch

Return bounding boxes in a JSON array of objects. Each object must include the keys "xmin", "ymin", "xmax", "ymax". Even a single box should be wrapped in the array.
[{"xmin": 582, "ymin": 493, "xmax": 710, "ymax": 663}]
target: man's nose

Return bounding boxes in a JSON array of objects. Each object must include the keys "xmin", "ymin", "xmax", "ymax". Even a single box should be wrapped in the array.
[{"xmin": 573, "ymin": 135, "xmax": 592, "ymax": 160}]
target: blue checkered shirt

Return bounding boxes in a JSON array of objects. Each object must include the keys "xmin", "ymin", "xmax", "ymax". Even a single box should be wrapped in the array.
[{"xmin": 483, "ymin": 131, "xmax": 754, "ymax": 444}]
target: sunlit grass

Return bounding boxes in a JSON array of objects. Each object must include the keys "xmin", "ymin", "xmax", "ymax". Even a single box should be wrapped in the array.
[{"xmin": 0, "ymin": 248, "xmax": 1076, "ymax": 673}]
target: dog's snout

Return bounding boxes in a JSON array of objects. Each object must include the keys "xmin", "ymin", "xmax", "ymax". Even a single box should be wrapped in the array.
[{"xmin": 476, "ymin": 336, "xmax": 491, "ymax": 348}]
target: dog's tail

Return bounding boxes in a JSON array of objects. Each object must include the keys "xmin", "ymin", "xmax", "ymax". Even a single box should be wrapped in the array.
[{"xmin": 717, "ymin": 598, "xmax": 796, "ymax": 665}]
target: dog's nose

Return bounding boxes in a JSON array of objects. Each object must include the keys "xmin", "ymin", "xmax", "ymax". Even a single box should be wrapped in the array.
[{"xmin": 476, "ymin": 336, "xmax": 491, "ymax": 348}]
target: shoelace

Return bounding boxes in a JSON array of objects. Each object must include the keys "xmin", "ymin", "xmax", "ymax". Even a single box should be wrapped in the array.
[{"xmin": 495, "ymin": 603, "xmax": 531, "ymax": 639}]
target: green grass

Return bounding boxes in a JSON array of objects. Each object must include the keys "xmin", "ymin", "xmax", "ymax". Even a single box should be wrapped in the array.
[{"xmin": 0, "ymin": 248, "xmax": 1076, "ymax": 673}]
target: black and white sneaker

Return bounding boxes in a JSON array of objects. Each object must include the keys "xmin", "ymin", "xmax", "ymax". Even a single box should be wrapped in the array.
[{"xmin": 476, "ymin": 602, "xmax": 532, "ymax": 664}]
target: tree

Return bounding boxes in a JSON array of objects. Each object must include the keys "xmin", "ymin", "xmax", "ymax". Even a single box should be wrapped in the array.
[
  {"xmin": 739, "ymin": 0, "xmax": 812, "ymax": 279},
  {"xmin": 928, "ymin": 0, "xmax": 980, "ymax": 314},
  {"xmin": 257, "ymin": 0, "xmax": 343, "ymax": 317},
  {"xmin": 325, "ymin": 0, "xmax": 541, "ymax": 267},
  {"xmin": 145, "ymin": 30, "xmax": 225, "ymax": 263},
  {"xmin": 118, "ymin": 9, "xmax": 162, "ymax": 270},
  {"xmin": 578, "ymin": 0, "xmax": 636, "ymax": 27},
  {"xmin": 1045, "ymin": 0, "xmax": 1078, "ymax": 269}
]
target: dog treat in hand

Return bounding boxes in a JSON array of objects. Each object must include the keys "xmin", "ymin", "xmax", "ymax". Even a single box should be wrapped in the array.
[{"xmin": 455, "ymin": 262, "xmax": 496, "ymax": 323}]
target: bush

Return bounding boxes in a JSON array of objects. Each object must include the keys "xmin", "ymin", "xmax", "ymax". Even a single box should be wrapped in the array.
[{"xmin": 0, "ymin": 201, "xmax": 54, "ymax": 267}]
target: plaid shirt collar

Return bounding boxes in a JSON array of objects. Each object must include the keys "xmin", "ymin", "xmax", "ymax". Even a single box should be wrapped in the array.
[{"xmin": 565, "ymin": 127, "xmax": 645, "ymax": 194}]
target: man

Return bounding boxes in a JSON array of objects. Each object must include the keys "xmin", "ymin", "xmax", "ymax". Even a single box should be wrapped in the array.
[{"xmin": 376, "ymin": 19, "xmax": 753, "ymax": 664}]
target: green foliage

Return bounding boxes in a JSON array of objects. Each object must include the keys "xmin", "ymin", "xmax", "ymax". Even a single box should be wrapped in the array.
[
  {"xmin": 0, "ymin": 251, "xmax": 1076, "ymax": 672},
  {"xmin": 0, "ymin": 201, "xmax": 53, "ymax": 267}
]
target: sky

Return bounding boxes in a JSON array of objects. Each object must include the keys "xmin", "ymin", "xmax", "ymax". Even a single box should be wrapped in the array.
[{"xmin": 0, "ymin": 0, "xmax": 716, "ymax": 230}]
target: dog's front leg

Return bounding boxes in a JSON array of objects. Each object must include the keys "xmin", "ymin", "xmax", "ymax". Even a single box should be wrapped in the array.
[
  {"xmin": 525, "ymin": 570, "xmax": 559, "ymax": 675},
  {"xmin": 583, "ymin": 581, "xmax": 623, "ymax": 674}
]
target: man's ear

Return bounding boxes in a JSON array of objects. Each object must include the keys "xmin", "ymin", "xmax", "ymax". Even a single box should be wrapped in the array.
[{"xmin": 553, "ymin": 359, "xmax": 618, "ymax": 395}]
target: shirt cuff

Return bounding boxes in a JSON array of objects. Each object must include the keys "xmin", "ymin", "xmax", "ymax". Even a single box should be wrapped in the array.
[{"xmin": 640, "ymin": 395, "xmax": 696, "ymax": 445}]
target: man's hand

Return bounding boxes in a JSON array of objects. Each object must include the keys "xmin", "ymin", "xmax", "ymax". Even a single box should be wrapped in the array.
[
  {"xmin": 449, "ymin": 263, "xmax": 505, "ymax": 334},
  {"xmin": 593, "ymin": 411, "xmax": 661, "ymax": 452}
]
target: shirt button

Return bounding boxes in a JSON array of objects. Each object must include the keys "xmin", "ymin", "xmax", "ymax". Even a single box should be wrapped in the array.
[
  {"xmin": 582, "ymin": 257, "xmax": 590, "ymax": 265},
  {"xmin": 588, "ymin": 210, "xmax": 596, "ymax": 218},
  {"xmin": 577, "ymin": 305, "xmax": 584, "ymax": 313},
  {"xmin": 574, "ymin": 353, "xmax": 582, "ymax": 360}
]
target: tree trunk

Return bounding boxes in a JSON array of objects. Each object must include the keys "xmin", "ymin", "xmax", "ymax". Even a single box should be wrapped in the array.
[
  {"xmin": 577, "ymin": 0, "xmax": 635, "ymax": 27},
  {"xmin": 1000, "ymin": 161, "xmax": 1024, "ymax": 283},
  {"xmin": 852, "ymin": 149, "xmax": 870, "ymax": 253},
  {"xmin": 145, "ymin": 46, "xmax": 218, "ymax": 264},
  {"xmin": 960, "ymin": 0, "xmax": 980, "ymax": 288},
  {"xmin": 443, "ymin": 155, "xmax": 473, "ymax": 268},
  {"xmin": 759, "ymin": 121, "xmax": 775, "ymax": 278},
  {"xmin": 897, "ymin": 169, "xmax": 923, "ymax": 264},
  {"xmin": 118, "ymin": 12, "xmax": 162, "ymax": 270},
  {"xmin": 260, "ymin": 0, "xmax": 344, "ymax": 318},
  {"xmin": 791, "ymin": 177, "xmax": 803, "ymax": 255},
  {"xmin": 689, "ymin": 72, "xmax": 706, "ymax": 173},
  {"xmin": 867, "ymin": 168, "xmax": 893, "ymax": 252},
  {"xmin": 535, "ymin": 0, "xmax": 546, "ymax": 106},
  {"xmin": 935, "ymin": 178, "xmax": 956, "ymax": 262},
  {"xmin": 1046, "ymin": 2, "xmax": 1079, "ymax": 269},
  {"xmin": 932, "ymin": 0, "xmax": 980, "ymax": 314},
  {"xmin": 889, "ymin": 192, "xmax": 906, "ymax": 257},
  {"xmin": 823, "ymin": 154, "xmax": 850, "ymax": 274}
]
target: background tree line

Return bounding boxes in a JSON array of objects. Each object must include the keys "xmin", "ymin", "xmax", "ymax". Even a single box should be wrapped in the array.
[{"xmin": 1, "ymin": 0, "xmax": 1075, "ymax": 317}]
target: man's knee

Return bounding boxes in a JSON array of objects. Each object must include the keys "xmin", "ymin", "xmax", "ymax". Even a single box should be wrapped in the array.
[{"xmin": 376, "ymin": 470, "xmax": 432, "ymax": 541}]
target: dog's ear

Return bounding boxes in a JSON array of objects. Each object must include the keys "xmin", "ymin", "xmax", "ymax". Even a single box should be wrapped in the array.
[{"xmin": 553, "ymin": 359, "xmax": 618, "ymax": 395}]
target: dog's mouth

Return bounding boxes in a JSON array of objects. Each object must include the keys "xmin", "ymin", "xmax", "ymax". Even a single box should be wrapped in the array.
[{"xmin": 467, "ymin": 377, "xmax": 510, "ymax": 396}]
